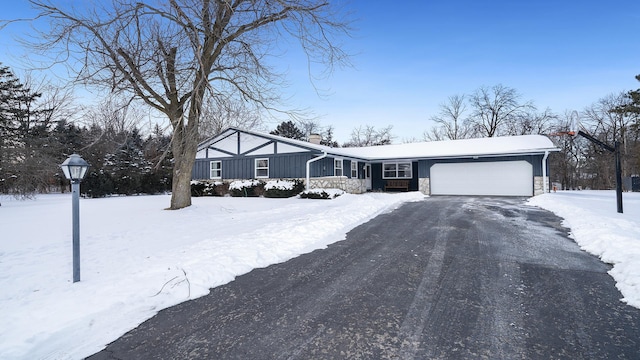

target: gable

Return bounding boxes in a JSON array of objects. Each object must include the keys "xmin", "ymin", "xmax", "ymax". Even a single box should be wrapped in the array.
[{"xmin": 196, "ymin": 128, "xmax": 319, "ymax": 159}]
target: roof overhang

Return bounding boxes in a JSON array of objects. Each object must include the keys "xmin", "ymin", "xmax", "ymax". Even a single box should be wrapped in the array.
[{"xmin": 198, "ymin": 127, "xmax": 560, "ymax": 162}]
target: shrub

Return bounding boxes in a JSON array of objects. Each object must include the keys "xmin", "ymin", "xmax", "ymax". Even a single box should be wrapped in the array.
[
  {"xmin": 213, "ymin": 182, "xmax": 229, "ymax": 196},
  {"xmin": 113, "ymin": 174, "xmax": 140, "ymax": 195},
  {"xmin": 190, "ymin": 181, "xmax": 207, "ymax": 197},
  {"xmin": 190, "ymin": 180, "xmax": 224, "ymax": 197},
  {"xmin": 263, "ymin": 179, "xmax": 305, "ymax": 198},
  {"xmin": 299, "ymin": 188, "xmax": 345, "ymax": 199},
  {"xmin": 140, "ymin": 172, "xmax": 172, "ymax": 195},
  {"xmin": 229, "ymin": 179, "xmax": 265, "ymax": 197}
]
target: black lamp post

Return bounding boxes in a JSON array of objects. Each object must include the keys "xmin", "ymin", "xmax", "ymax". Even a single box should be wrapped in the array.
[{"xmin": 60, "ymin": 154, "xmax": 90, "ymax": 282}]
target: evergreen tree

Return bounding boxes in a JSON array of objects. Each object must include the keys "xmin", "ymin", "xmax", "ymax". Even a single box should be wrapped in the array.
[
  {"xmin": 142, "ymin": 124, "xmax": 173, "ymax": 194},
  {"xmin": 0, "ymin": 64, "xmax": 54, "ymax": 195},
  {"xmin": 105, "ymin": 127, "xmax": 150, "ymax": 195},
  {"xmin": 270, "ymin": 121, "xmax": 305, "ymax": 140}
]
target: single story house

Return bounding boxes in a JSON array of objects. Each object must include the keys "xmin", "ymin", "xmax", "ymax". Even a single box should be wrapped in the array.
[{"xmin": 192, "ymin": 127, "xmax": 559, "ymax": 196}]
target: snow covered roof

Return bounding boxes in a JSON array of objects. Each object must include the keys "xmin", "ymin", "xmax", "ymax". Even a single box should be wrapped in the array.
[
  {"xmin": 329, "ymin": 134, "xmax": 559, "ymax": 160},
  {"xmin": 200, "ymin": 127, "xmax": 558, "ymax": 161}
]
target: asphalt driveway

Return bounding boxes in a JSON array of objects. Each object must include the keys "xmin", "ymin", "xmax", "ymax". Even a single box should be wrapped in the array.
[{"xmin": 88, "ymin": 196, "xmax": 640, "ymax": 359}]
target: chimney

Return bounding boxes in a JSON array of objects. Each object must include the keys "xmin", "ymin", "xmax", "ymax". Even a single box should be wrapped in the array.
[{"xmin": 308, "ymin": 133, "xmax": 322, "ymax": 145}]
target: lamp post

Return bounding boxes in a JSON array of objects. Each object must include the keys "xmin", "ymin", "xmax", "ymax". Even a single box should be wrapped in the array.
[{"xmin": 60, "ymin": 154, "xmax": 90, "ymax": 283}]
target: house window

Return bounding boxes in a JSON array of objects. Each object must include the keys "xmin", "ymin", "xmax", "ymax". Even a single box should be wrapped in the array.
[
  {"xmin": 210, "ymin": 161, "xmax": 222, "ymax": 179},
  {"xmin": 351, "ymin": 161, "xmax": 358, "ymax": 178},
  {"xmin": 334, "ymin": 159, "xmax": 343, "ymax": 176},
  {"xmin": 255, "ymin": 158, "xmax": 269, "ymax": 178},
  {"xmin": 383, "ymin": 162, "xmax": 412, "ymax": 179}
]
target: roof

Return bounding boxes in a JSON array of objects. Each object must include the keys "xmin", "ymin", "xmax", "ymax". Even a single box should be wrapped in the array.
[
  {"xmin": 331, "ymin": 134, "xmax": 559, "ymax": 160},
  {"xmin": 198, "ymin": 127, "xmax": 559, "ymax": 161}
]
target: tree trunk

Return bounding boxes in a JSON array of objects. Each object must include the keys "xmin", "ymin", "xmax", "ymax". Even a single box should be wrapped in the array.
[
  {"xmin": 168, "ymin": 119, "xmax": 197, "ymax": 210},
  {"xmin": 170, "ymin": 154, "xmax": 195, "ymax": 210}
]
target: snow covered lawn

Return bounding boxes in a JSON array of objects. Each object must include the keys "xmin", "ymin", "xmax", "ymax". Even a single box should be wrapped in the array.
[
  {"xmin": 0, "ymin": 192, "xmax": 424, "ymax": 360},
  {"xmin": 2, "ymin": 190, "xmax": 639, "ymax": 359}
]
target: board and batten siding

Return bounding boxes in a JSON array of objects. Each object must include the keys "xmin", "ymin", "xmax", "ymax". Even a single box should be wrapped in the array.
[{"xmin": 192, "ymin": 153, "xmax": 359, "ymax": 180}]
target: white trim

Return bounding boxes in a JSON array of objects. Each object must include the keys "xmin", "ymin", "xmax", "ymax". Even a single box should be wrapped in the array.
[
  {"xmin": 382, "ymin": 161, "xmax": 412, "ymax": 179},
  {"xmin": 351, "ymin": 161, "xmax": 358, "ymax": 178},
  {"xmin": 209, "ymin": 160, "xmax": 222, "ymax": 179},
  {"xmin": 255, "ymin": 158, "xmax": 269, "ymax": 178},
  {"xmin": 244, "ymin": 142, "xmax": 274, "ymax": 156},
  {"xmin": 334, "ymin": 158, "xmax": 343, "ymax": 177}
]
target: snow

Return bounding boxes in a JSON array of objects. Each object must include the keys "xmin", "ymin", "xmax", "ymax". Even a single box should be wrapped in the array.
[
  {"xmin": 303, "ymin": 188, "xmax": 345, "ymax": 198},
  {"xmin": 0, "ymin": 191, "xmax": 424, "ymax": 360},
  {"xmin": 228, "ymin": 179, "xmax": 263, "ymax": 190},
  {"xmin": 264, "ymin": 179, "xmax": 295, "ymax": 190},
  {"xmin": 334, "ymin": 134, "xmax": 558, "ymax": 160},
  {"xmin": 528, "ymin": 190, "xmax": 640, "ymax": 308},
  {"xmin": 2, "ymin": 190, "xmax": 639, "ymax": 359},
  {"xmin": 210, "ymin": 127, "xmax": 558, "ymax": 160}
]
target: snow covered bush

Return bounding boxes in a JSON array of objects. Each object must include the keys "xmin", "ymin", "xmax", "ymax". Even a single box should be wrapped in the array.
[
  {"xmin": 229, "ymin": 179, "xmax": 265, "ymax": 197},
  {"xmin": 190, "ymin": 180, "xmax": 224, "ymax": 197},
  {"xmin": 263, "ymin": 179, "xmax": 305, "ymax": 198},
  {"xmin": 299, "ymin": 188, "xmax": 345, "ymax": 199}
]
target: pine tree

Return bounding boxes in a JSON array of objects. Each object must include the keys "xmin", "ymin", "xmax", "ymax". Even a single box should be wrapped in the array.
[
  {"xmin": 270, "ymin": 121, "xmax": 305, "ymax": 140},
  {"xmin": 0, "ymin": 64, "xmax": 53, "ymax": 195},
  {"xmin": 106, "ymin": 127, "xmax": 150, "ymax": 195},
  {"xmin": 142, "ymin": 124, "xmax": 173, "ymax": 194}
]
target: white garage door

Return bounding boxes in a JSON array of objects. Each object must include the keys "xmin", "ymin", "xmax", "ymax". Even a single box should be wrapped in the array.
[{"xmin": 430, "ymin": 161, "xmax": 533, "ymax": 196}]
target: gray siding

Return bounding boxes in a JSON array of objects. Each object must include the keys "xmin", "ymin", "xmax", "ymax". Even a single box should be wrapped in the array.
[
  {"xmin": 193, "ymin": 153, "xmax": 339, "ymax": 180},
  {"xmin": 193, "ymin": 153, "xmax": 547, "ymax": 183}
]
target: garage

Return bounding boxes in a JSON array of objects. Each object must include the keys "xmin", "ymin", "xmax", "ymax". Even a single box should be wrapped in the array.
[{"xmin": 430, "ymin": 160, "xmax": 533, "ymax": 196}]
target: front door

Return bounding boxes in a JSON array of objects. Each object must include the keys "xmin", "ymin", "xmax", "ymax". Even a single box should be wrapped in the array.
[{"xmin": 364, "ymin": 164, "xmax": 372, "ymax": 191}]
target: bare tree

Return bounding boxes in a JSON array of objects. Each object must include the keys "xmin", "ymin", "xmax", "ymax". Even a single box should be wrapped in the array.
[
  {"xmin": 547, "ymin": 110, "xmax": 587, "ymax": 190},
  {"xmin": 83, "ymin": 96, "xmax": 144, "ymax": 137},
  {"xmin": 30, "ymin": 0, "xmax": 350, "ymax": 209},
  {"xmin": 506, "ymin": 107, "xmax": 557, "ymax": 136},
  {"xmin": 583, "ymin": 92, "xmax": 636, "ymax": 186},
  {"xmin": 198, "ymin": 95, "xmax": 264, "ymax": 141},
  {"xmin": 468, "ymin": 84, "xmax": 534, "ymax": 137},
  {"xmin": 343, "ymin": 125, "xmax": 394, "ymax": 147},
  {"xmin": 298, "ymin": 119, "xmax": 325, "ymax": 139},
  {"xmin": 424, "ymin": 94, "xmax": 471, "ymax": 141}
]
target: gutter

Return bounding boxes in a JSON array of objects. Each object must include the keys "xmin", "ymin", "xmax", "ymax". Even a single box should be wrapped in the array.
[
  {"xmin": 306, "ymin": 151, "xmax": 328, "ymax": 191},
  {"xmin": 542, "ymin": 150, "xmax": 550, "ymax": 194}
]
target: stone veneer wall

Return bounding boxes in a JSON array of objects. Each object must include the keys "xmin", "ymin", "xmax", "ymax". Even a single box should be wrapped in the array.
[
  {"xmin": 208, "ymin": 177, "xmax": 367, "ymax": 194},
  {"xmin": 418, "ymin": 178, "xmax": 430, "ymax": 195},
  {"xmin": 307, "ymin": 176, "xmax": 367, "ymax": 194},
  {"xmin": 534, "ymin": 176, "xmax": 547, "ymax": 196},
  {"xmin": 214, "ymin": 176, "xmax": 544, "ymax": 196}
]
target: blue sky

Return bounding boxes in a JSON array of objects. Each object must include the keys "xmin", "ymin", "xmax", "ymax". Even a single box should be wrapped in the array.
[
  {"xmin": 285, "ymin": 0, "xmax": 640, "ymax": 142},
  {"xmin": 1, "ymin": 1, "xmax": 639, "ymax": 143}
]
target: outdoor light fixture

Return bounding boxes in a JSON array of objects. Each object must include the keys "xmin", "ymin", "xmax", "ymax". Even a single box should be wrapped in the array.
[
  {"xmin": 60, "ymin": 154, "xmax": 89, "ymax": 283},
  {"xmin": 60, "ymin": 154, "xmax": 90, "ymax": 184}
]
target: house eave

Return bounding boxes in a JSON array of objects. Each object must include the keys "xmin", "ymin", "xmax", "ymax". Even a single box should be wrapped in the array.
[{"xmin": 351, "ymin": 148, "xmax": 560, "ymax": 163}]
